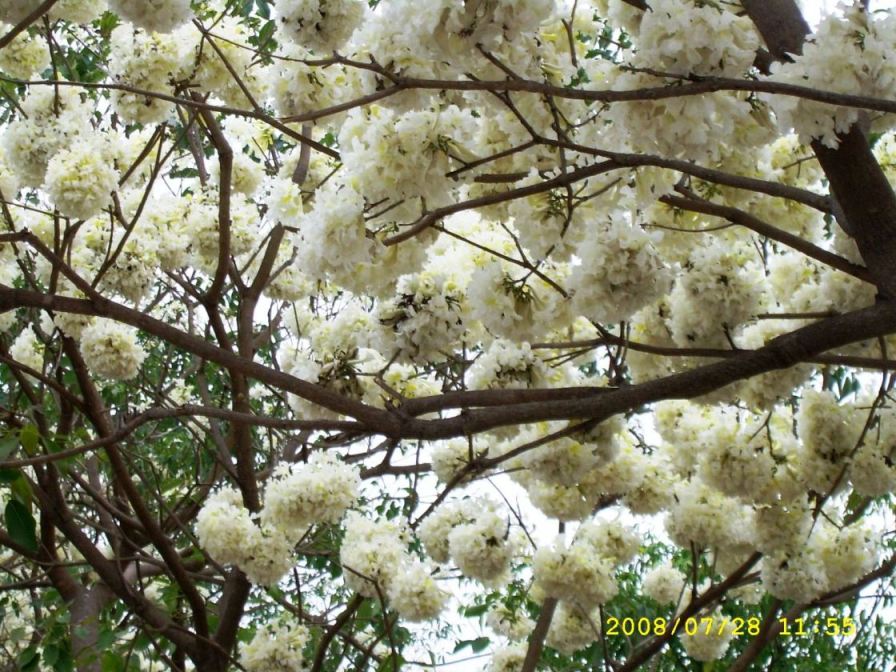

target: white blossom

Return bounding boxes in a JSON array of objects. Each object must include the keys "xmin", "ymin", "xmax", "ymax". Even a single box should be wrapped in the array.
[
  {"xmin": 44, "ymin": 138, "xmax": 120, "ymax": 220},
  {"xmin": 274, "ymin": 0, "xmax": 364, "ymax": 53},
  {"xmin": 240, "ymin": 618, "xmax": 309, "ymax": 672},
  {"xmin": 108, "ymin": 0, "xmax": 192, "ymax": 33},
  {"xmin": 79, "ymin": 319, "xmax": 147, "ymax": 381},
  {"xmin": 261, "ymin": 452, "xmax": 360, "ymax": 538}
]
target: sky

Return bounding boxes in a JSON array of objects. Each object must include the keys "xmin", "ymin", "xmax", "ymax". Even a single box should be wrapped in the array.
[{"xmin": 802, "ymin": 0, "xmax": 896, "ymax": 24}]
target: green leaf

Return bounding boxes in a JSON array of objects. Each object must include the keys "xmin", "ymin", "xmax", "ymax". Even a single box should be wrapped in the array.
[
  {"xmin": 5, "ymin": 500, "xmax": 38, "ymax": 554},
  {"xmin": 169, "ymin": 166, "xmax": 200, "ymax": 179},
  {"xmin": 257, "ymin": 19, "xmax": 276, "ymax": 48},
  {"xmin": 462, "ymin": 603, "xmax": 489, "ymax": 618},
  {"xmin": 376, "ymin": 653, "xmax": 404, "ymax": 672},
  {"xmin": 42, "ymin": 644, "xmax": 59, "ymax": 666},
  {"xmin": 10, "ymin": 476, "xmax": 32, "ymax": 510},
  {"xmin": 97, "ymin": 629, "xmax": 116, "ymax": 649},
  {"xmin": 17, "ymin": 646, "xmax": 40, "ymax": 672},
  {"xmin": 0, "ymin": 469, "xmax": 21, "ymax": 484},
  {"xmin": 100, "ymin": 652, "xmax": 125, "ymax": 672},
  {"xmin": 0, "ymin": 434, "xmax": 17, "ymax": 460},
  {"xmin": 20, "ymin": 425, "xmax": 39, "ymax": 455},
  {"xmin": 470, "ymin": 636, "xmax": 490, "ymax": 653},
  {"xmin": 52, "ymin": 647, "xmax": 74, "ymax": 672},
  {"xmin": 453, "ymin": 636, "xmax": 490, "ymax": 654}
]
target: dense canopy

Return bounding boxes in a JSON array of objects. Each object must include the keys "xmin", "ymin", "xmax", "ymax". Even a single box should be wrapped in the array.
[{"xmin": 0, "ymin": 0, "xmax": 895, "ymax": 670}]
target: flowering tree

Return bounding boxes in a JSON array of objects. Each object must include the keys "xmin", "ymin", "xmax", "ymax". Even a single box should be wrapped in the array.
[{"xmin": 0, "ymin": 0, "xmax": 895, "ymax": 669}]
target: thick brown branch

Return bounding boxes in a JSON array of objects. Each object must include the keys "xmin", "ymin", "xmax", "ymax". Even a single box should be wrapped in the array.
[
  {"xmin": 522, "ymin": 598, "xmax": 557, "ymax": 672},
  {"xmin": 0, "ymin": 0, "xmax": 58, "ymax": 49},
  {"xmin": 742, "ymin": 0, "xmax": 896, "ymax": 298},
  {"xmin": 194, "ymin": 95, "xmax": 233, "ymax": 305},
  {"xmin": 660, "ymin": 192, "xmax": 871, "ymax": 281}
]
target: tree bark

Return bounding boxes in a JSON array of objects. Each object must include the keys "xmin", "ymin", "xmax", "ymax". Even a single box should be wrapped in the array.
[{"xmin": 743, "ymin": 0, "xmax": 896, "ymax": 298}]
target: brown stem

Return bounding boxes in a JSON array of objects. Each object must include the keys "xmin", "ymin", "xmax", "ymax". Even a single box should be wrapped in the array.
[
  {"xmin": 522, "ymin": 598, "xmax": 557, "ymax": 672},
  {"xmin": 0, "ymin": 0, "xmax": 59, "ymax": 49}
]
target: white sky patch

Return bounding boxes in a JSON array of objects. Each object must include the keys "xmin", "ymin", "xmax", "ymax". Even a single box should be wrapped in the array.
[{"xmin": 801, "ymin": 0, "xmax": 896, "ymax": 25}]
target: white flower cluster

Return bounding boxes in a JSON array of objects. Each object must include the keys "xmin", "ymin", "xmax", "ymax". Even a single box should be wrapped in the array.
[
  {"xmin": 622, "ymin": 457, "xmax": 678, "ymax": 514},
  {"xmin": 431, "ymin": 438, "xmax": 483, "ymax": 485},
  {"xmin": 418, "ymin": 498, "xmax": 514, "ymax": 584},
  {"xmin": 261, "ymin": 452, "xmax": 361, "ymax": 532},
  {"xmin": 44, "ymin": 137, "xmax": 120, "ymax": 220},
  {"xmin": 732, "ymin": 320, "xmax": 815, "ymax": 410},
  {"xmin": 386, "ymin": 561, "xmax": 449, "ymax": 622},
  {"xmin": 767, "ymin": 4, "xmax": 896, "ymax": 147},
  {"xmin": 525, "ymin": 479, "xmax": 594, "ymax": 522},
  {"xmin": 508, "ymin": 418, "xmax": 632, "ymax": 510},
  {"xmin": 489, "ymin": 643, "xmax": 528, "ymax": 672},
  {"xmin": 293, "ymin": 183, "xmax": 369, "ymax": 280},
  {"xmin": 0, "ymin": 24, "xmax": 49, "ymax": 78},
  {"xmin": 468, "ymin": 340, "xmax": 552, "ymax": 390},
  {"xmin": 347, "ymin": 1, "xmax": 446, "ymax": 110},
  {"xmin": 795, "ymin": 389, "xmax": 861, "ymax": 493},
  {"xmin": 435, "ymin": 0, "xmax": 554, "ymax": 55},
  {"xmin": 2, "ymin": 87, "xmax": 91, "ymax": 187},
  {"xmin": 269, "ymin": 44, "xmax": 343, "ymax": 120},
  {"xmin": 50, "ymin": 0, "xmax": 106, "ymax": 23},
  {"xmin": 195, "ymin": 487, "xmax": 294, "ymax": 587},
  {"xmin": 352, "ymin": 0, "xmax": 550, "ymax": 88},
  {"xmin": 108, "ymin": 0, "xmax": 192, "ymax": 33},
  {"xmin": 186, "ymin": 190, "xmax": 261, "ymax": 267},
  {"xmin": 760, "ymin": 549, "xmax": 826, "ymax": 604},
  {"xmin": 679, "ymin": 609, "xmax": 736, "ymax": 661},
  {"xmin": 79, "ymin": 318, "xmax": 147, "ymax": 381},
  {"xmin": 10, "ymin": 328, "xmax": 43, "ymax": 375},
  {"xmin": 850, "ymin": 408, "xmax": 896, "ymax": 497},
  {"xmin": 295, "ymin": 181, "xmax": 433, "ymax": 295},
  {"xmin": 448, "ymin": 507, "xmax": 515, "ymax": 584},
  {"xmin": 518, "ymin": 425, "xmax": 619, "ymax": 487},
  {"xmin": 533, "ymin": 537, "xmax": 619, "ymax": 609},
  {"xmin": 274, "ymin": 0, "xmax": 364, "ymax": 53},
  {"xmin": 668, "ymin": 243, "xmax": 764, "ymax": 348},
  {"xmin": 569, "ymin": 216, "xmax": 671, "ymax": 325},
  {"xmin": 486, "ymin": 604, "xmax": 535, "ymax": 641},
  {"xmin": 0, "ymin": 146, "xmax": 19, "ymax": 200},
  {"xmin": 109, "ymin": 24, "xmax": 191, "ymax": 124},
  {"xmin": 418, "ymin": 498, "xmax": 478, "ymax": 564},
  {"xmin": 139, "ymin": 197, "xmax": 189, "ymax": 271},
  {"xmin": 642, "ymin": 561, "xmax": 686, "ymax": 605},
  {"xmin": 372, "ymin": 272, "xmax": 467, "ymax": 363},
  {"xmin": 664, "ymin": 479, "xmax": 752, "ymax": 551},
  {"xmin": 240, "ymin": 617, "xmax": 310, "ymax": 672},
  {"xmin": 698, "ymin": 415, "xmax": 801, "ymax": 505},
  {"xmin": 753, "ymin": 500, "xmax": 813, "ymax": 555},
  {"xmin": 546, "ymin": 602, "xmax": 601, "ymax": 655},
  {"xmin": 0, "ymin": 256, "xmax": 19, "ymax": 333},
  {"xmin": 340, "ymin": 511, "xmax": 447, "ymax": 621},
  {"xmin": 467, "ymin": 261, "xmax": 569, "ymax": 342},
  {"xmin": 338, "ymin": 512, "xmax": 407, "ymax": 593},
  {"xmin": 576, "ymin": 519, "xmax": 640, "ymax": 565},
  {"xmin": 532, "ymin": 520, "xmax": 636, "ymax": 612},
  {"xmin": 507, "ymin": 176, "xmax": 583, "ymax": 261},
  {"xmin": 634, "ymin": 0, "xmax": 759, "ymax": 77},
  {"xmin": 0, "ymin": 1, "xmax": 33, "ymax": 23},
  {"xmin": 607, "ymin": 73, "xmax": 759, "ymax": 162},
  {"xmin": 759, "ymin": 513, "xmax": 878, "ymax": 603},
  {"xmin": 579, "ymin": 441, "xmax": 650, "ymax": 498},
  {"xmin": 338, "ymin": 105, "xmax": 476, "ymax": 209},
  {"xmin": 190, "ymin": 16, "xmax": 264, "ymax": 107},
  {"xmin": 99, "ymin": 229, "xmax": 161, "ymax": 304}
]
